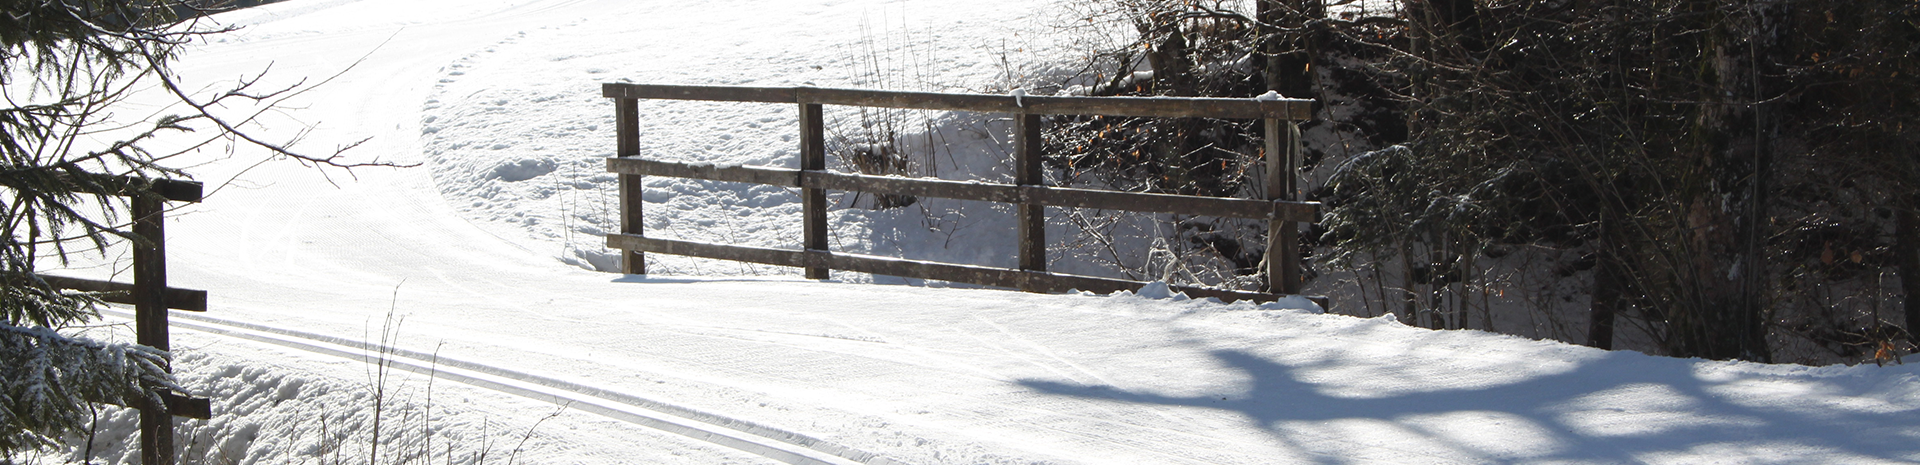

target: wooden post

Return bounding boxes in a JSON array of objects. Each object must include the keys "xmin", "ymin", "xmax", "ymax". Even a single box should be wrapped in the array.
[
  {"xmin": 799, "ymin": 102, "xmax": 829, "ymax": 279},
  {"xmin": 1265, "ymin": 118, "xmax": 1303, "ymax": 294},
  {"xmin": 132, "ymin": 195, "xmax": 172, "ymax": 465},
  {"xmin": 1014, "ymin": 113, "xmax": 1045, "ymax": 281},
  {"xmin": 616, "ymin": 97, "xmax": 645, "ymax": 275},
  {"xmin": 1283, "ymin": 121, "xmax": 1303, "ymax": 294}
]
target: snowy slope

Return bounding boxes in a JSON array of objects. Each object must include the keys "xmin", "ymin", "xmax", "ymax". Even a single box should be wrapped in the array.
[
  {"xmin": 36, "ymin": 0, "xmax": 1920, "ymax": 464},
  {"xmin": 410, "ymin": 0, "xmax": 1103, "ymax": 278}
]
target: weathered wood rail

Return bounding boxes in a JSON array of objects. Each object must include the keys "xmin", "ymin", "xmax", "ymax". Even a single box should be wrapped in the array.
[
  {"xmin": 37, "ymin": 175, "xmax": 211, "ymax": 465},
  {"xmin": 603, "ymin": 83, "xmax": 1319, "ymax": 302}
]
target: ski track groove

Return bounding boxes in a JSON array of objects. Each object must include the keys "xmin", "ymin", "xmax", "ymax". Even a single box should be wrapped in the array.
[{"xmin": 100, "ymin": 308, "xmax": 911, "ymax": 465}]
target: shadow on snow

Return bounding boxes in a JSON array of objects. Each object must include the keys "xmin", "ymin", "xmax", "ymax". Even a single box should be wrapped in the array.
[{"xmin": 1019, "ymin": 347, "xmax": 1920, "ymax": 464}]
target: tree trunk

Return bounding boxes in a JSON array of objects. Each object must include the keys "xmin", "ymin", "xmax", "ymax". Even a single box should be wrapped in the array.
[
  {"xmin": 1673, "ymin": 0, "xmax": 1780, "ymax": 362},
  {"xmin": 1146, "ymin": 28, "xmax": 1195, "ymax": 96},
  {"xmin": 1899, "ymin": 204, "xmax": 1920, "ymax": 345},
  {"xmin": 1258, "ymin": 0, "xmax": 1321, "ymax": 97},
  {"xmin": 1588, "ymin": 208, "xmax": 1620, "ymax": 350}
]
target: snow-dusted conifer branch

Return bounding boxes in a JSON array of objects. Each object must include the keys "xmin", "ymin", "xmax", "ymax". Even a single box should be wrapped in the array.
[{"xmin": 0, "ymin": 323, "xmax": 176, "ymax": 453}]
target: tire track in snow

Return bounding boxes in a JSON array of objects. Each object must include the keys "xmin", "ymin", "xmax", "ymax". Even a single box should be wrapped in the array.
[{"xmin": 102, "ymin": 309, "xmax": 909, "ymax": 465}]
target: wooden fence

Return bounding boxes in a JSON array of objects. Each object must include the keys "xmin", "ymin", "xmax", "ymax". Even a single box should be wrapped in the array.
[
  {"xmin": 40, "ymin": 175, "xmax": 211, "ymax": 465},
  {"xmin": 603, "ymin": 83, "xmax": 1319, "ymax": 302}
]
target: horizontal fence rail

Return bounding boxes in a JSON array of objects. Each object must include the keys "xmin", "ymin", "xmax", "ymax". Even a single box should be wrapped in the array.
[
  {"xmin": 604, "ymin": 158, "xmax": 1320, "ymax": 223},
  {"xmin": 35, "ymin": 275, "xmax": 208, "ymax": 312},
  {"xmin": 607, "ymin": 235, "xmax": 1288, "ymax": 303},
  {"xmin": 53, "ymin": 174, "xmax": 205, "ymax": 202},
  {"xmin": 603, "ymin": 83, "xmax": 1314, "ymax": 120},
  {"xmin": 604, "ymin": 83, "xmax": 1321, "ymax": 302}
]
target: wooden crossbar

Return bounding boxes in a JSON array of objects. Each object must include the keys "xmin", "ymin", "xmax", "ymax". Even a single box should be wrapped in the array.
[
  {"xmin": 607, "ymin": 234, "xmax": 1300, "ymax": 304},
  {"xmin": 603, "ymin": 158, "xmax": 1320, "ymax": 223},
  {"xmin": 602, "ymin": 83, "xmax": 1314, "ymax": 120},
  {"xmin": 37, "ymin": 275, "xmax": 207, "ymax": 312}
]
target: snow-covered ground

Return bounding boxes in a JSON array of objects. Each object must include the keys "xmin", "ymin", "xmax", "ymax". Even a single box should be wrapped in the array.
[{"xmin": 37, "ymin": 0, "xmax": 1920, "ymax": 463}]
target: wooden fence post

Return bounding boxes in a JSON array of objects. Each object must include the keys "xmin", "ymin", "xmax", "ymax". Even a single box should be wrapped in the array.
[
  {"xmin": 1284, "ymin": 121, "xmax": 1304, "ymax": 294},
  {"xmin": 1265, "ymin": 118, "xmax": 1303, "ymax": 294},
  {"xmin": 39, "ymin": 177, "xmax": 209, "ymax": 465},
  {"xmin": 1014, "ymin": 113, "xmax": 1046, "ymax": 284},
  {"xmin": 617, "ymin": 97, "xmax": 645, "ymax": 275},
  {"xmin": 800, "ymin": 102, "xmax": 829, "ymax": 279},
  {"xmin": 132, "ymin": 195, "xmax": 173, "ymax": 465}
]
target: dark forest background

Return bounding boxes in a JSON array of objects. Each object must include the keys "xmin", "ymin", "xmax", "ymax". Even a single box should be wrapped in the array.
[{"xmin": 1048, "ymin": 0, "xmax": 1918, "ymax": 365}]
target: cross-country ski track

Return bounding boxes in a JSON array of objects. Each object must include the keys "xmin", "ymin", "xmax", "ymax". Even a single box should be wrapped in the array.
[{"xmin": 100, "ymin": 308, "xmax": 897, "ymax": 465}]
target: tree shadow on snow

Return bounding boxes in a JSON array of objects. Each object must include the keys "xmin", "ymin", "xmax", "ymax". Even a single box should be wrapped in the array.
[{"xmin": 1019, "ymin": 348, "xmax": 1920, "ymax": 464}]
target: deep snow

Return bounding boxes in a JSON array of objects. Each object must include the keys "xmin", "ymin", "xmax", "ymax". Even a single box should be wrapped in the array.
[{"xmin": 26, "ymin": 0, "xmax": 1920, "ymax": 463}]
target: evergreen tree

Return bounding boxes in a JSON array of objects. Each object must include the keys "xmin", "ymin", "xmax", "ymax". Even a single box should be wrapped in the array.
[
  {"xmin": 1076, "ymin": 0, "xmax": 1917, "ymax": 363},
  {"xmin": 3, "ymin": 1, "xmax": 194, "ymax": 457},
  {"xmin": 1318, "ymin": 0, "xmax": 1919, "ymax": 362},
  {"xmin": 2, "ymin": 0, "xmax": 374, "ymax": 458}
]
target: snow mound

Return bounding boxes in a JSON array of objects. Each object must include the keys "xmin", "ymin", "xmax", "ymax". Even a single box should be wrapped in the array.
[{"xmin": 491, "ymin": 158, "xmax": 557, "ymax": 182}]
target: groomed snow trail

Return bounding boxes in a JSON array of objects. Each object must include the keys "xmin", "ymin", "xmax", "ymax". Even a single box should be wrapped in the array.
[
  {"xmin": 64, "ymin": 0, "xmax": 1920, "ymax": 463},
  {"xmin": 100, "ymin": 308, "xmax": 893, "ymax": 465}
]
